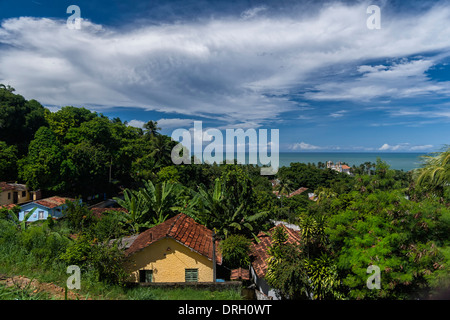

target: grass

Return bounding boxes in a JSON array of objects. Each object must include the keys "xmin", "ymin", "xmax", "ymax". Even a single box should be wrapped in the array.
[
  {"xmin": 0, "ymin": 282, "xmax": 51, "ymax": 300},
  {"xmin": 124, "ymin": 286, "xmax": 242, "ymax": 300}
]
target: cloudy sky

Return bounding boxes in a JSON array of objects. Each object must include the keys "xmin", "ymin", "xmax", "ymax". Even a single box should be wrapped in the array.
[{"xmin": 0, "ymin": 0, "xmax": 449, "ymax": 152}]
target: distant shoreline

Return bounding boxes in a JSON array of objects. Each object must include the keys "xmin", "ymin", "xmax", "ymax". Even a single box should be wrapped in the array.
[{"xmin": 192, "ymin": 152, "xmax": 427, "ymax": 172}]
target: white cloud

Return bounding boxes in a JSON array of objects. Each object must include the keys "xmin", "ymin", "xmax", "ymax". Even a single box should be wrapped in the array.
[
  {"xmin": 241, "ymin": 6, "xmax": 267, "ymax": 20},
  {"xmin": 156, "ymin": 118, "xmax": 195, "ymax": 129},
  {"xmin": 127, "ymin": 119, "xmax": 145, "ymax": 128},
  {"xmin": 305, "ymin": 58, "xmax": 450, "ymax": 102},
  {"xmin": 379, "ymin": 143, "xmax": 434, "ymax": 151},
  {"xmin": 329, "ymin": 110, "xmax": 347, "ymax": 118},
  {"xmin": 1, "ymin": 2, "xmax": 450, "ymax": 127},
  {"xmin": 291, "ymin": 142, "xmax": 321, "ymax": 150}
]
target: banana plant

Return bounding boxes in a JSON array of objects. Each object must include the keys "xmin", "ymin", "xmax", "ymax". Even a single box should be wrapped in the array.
[
  {"xmin": 196, "ymin": 178, "xmax": 268, "ymax": 239},
  {"xmin": 8, "ymin": 207, "xmax": 37, "ymax": 231}
]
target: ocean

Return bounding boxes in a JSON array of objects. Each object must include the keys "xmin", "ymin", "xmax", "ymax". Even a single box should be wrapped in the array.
[
  {"xmin": 196, "ymin": 152, "xmax": 427, "ymax": 171},
  {"xmin": 277, "ymin": 152, "xmax": 426, "ymax": 171}
]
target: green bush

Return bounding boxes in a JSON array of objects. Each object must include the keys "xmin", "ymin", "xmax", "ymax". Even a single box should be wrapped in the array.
[{"xmin": 219, "ymin": 234, "xmax": 252, "ymax": 269}]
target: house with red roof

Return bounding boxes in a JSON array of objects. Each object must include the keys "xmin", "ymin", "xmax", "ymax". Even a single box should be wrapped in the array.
[
  {"xmin": 17, "ymin": 196, "xmax": 76, "ymax": 222},
  {"xmin": 124, "ymin": 213, "xmax": 222, "ymax": 283}
]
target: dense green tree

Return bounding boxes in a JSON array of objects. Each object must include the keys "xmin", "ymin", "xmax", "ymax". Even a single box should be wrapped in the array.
[
  {"xmin": 219, "ymin": 234, "xmax": 252, "ymax": 269},
  {"xmin": 0, "ymin": 87, "xmax": 48, "ymax": 155},
  {"xmin": 18, "ymin": 127, "xmax": 65, "ymax": 191},
  {"xmin": 45, "ymin": 106, "xmax": 97, "ymax": 141},
  {"xmin": 325, "ymin": 188, "xmax": 449, "ymax": 299},
  {"xmin": 0, "ymin": 141, "xmax": 18, "ymax": 181}
]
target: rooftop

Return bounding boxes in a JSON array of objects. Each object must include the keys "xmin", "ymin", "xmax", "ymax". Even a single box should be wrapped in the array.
[
  {"xmin": 33, "ymin": 196, "xmax": 75, "ymax": 209},
  {"xmin": 0, "ymin": 182, "xmax": 27, "ymax": 191}
]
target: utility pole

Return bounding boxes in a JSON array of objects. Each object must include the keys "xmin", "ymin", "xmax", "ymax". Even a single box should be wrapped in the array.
[{"xmin": 212, "ymin": 231, "xmax": 216, "ymax": 282}]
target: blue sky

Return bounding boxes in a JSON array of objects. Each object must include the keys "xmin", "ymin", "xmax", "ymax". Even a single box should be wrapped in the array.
[{"xmin": 0, "ymin": 0, "xmax": 449, "ymax": 152}]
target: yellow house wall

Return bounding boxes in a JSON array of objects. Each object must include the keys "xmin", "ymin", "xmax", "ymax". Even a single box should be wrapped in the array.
[
  {"xmin": 0, "ymin": 189, "xmax": 31, "ymax": 206},
  {"xmin": 126, "ymin": 237, "xmax": 213, "ymax": 283},
  {"xmin": 0, "ymin": 192, "xmax": 10, "ymax": 206}
]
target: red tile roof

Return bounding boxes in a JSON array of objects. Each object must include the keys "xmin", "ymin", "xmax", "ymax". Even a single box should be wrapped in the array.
[
  {"xmin": 125, "ymin": 213, "xmax": 222, "ymax": 264},
  {"xmin": 273, "ymin": 187, "xmax": 308, "ymax": 198},
  {"xmin": 34, "ymin": 196, "xmax": 75, "ymax": 209},
  {"xmin": 230, "ymin": 267, "xmax": 250, "ymax": 280},
  {"xmin": 341, "ymin": 165, "xmax": 351, "ymax": 170},
  {"xmin": 250, "ymin": 224, "xmax": 301, "ymax": 279},
  {"xmin": 0, "ymin": 204, "xmax": 18, "ymax": 210},
  {"xmin": 288, "ymin": 187, "xmax": 308, "ymax": 198},
  {"xmin": 0, "ymin": 182, "xmax": 28, "ymax": 191}
]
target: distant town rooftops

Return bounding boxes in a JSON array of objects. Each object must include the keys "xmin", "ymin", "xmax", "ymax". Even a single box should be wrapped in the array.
[{"xmin": 327, "ymin": 161, "xmax": 351, "ymax": 175}]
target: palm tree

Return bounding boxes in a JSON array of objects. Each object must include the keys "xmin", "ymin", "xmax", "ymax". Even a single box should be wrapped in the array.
[
  {"xmin": 0, "ymin": 84, "xmax": 15, "ymax": 92},
  {"xmin": 143, "ymin": 120, "xmax": 161, "ymax": 138},
  {"xmin": 304, "ymin": 253, "xmax": 342, "ymax": 300},
  {"xmin": 315, "ymin": 187, "xmax": 337, "ymax": 204},
  {"xmin": 276, "ymin": 177, "xmax": 294, "ymax": 207},
  {"xmin": 150, "ymin": 135, "xmax": 174, "ymax": 166},
  {"xmin": 415, "ymin": 146, "xmax": 450, "ymax": 195}
]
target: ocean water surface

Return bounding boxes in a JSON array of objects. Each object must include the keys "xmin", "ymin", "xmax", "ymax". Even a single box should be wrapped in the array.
[{"xmin": 277, "ymin": 152, "xmax": 426, "ymax": 171}]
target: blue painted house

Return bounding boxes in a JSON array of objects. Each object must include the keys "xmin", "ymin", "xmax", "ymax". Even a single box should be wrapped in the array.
[{"xmin": 18, "ymin": 196, "xmax": 76, "ymax": 222}]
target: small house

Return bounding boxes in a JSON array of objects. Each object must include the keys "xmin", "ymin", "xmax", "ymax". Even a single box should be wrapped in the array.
[
  {"xmin": 18, "ymin": 196, "xmax": 76, "ymax": 222},
  {"xmin": 125, "ymin": 213, "xmax": 222, "ymax": 283},
  {"xmin": 0, "ymin": 182, "xmax": 41, "ymax": 207}
]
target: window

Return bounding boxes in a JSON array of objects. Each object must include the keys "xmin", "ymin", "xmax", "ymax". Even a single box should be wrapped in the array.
[
  {"xmin": 8, "ymin": 193, "xmax": 11, "ymax": 200},
  {"xmin": 185, "ymin": 268, "xmax": 198, "ymax": 282},
  {"xmin": 139, "ymin": 270, "xmax": 153, "ymax": 283},
  {"xmin": 22, "ymin": 191, "xmax": 26, "ymax": 197},
  {"xmin": 38, "ymin": 211, "xmax": 45, "ymax": 220}
]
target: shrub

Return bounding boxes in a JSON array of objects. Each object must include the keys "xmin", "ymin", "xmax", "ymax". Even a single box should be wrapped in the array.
[{"xmin": 219, "ymin": 234, "xmax": 252, "ymax": 269}]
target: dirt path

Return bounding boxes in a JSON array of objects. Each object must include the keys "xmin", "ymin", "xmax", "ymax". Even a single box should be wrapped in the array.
[{"xmin": 0, "ymin": 274, "xmax": 91, "ymax": 300}]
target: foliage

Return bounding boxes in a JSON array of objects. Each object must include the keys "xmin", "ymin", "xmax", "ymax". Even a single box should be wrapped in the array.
[
  {"xmin": 115, "ymin": 180, "xmax": 183, "ymax": 232},
  {"xmin": 415, "ymin": 146, "xmax": 450, "ymax": 200},
  {"xmin": 8, "ymin": 207, "xmax": 37, "ymax": 231},
  {"xmin": 195, "ymin": 166, "xmax": 267, "ymax": 238},
  {"xmin": 325, "ymin": 188, "xmax": 449, "ymax": 299},
  {"xmin": 265, "ymin": 226, "xmax": 309, "ymax": 299},
  {"xmin": 18, "ymin": 127, "xmax": 65, "ymax": 191},
  {"xmin": 63, "ymin": 200, "xmax": 97, "ymax": 234},
  {"xmin": 0, "ymin": 86, "xmax": 48, "ymax": 156},
  {"xmin": 0, "ymin": 141, "xmax": 18, "ymax": 180},
  {"xmin": 219, "ymin": 234, "xmax": 252, "ymax": 268}
]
